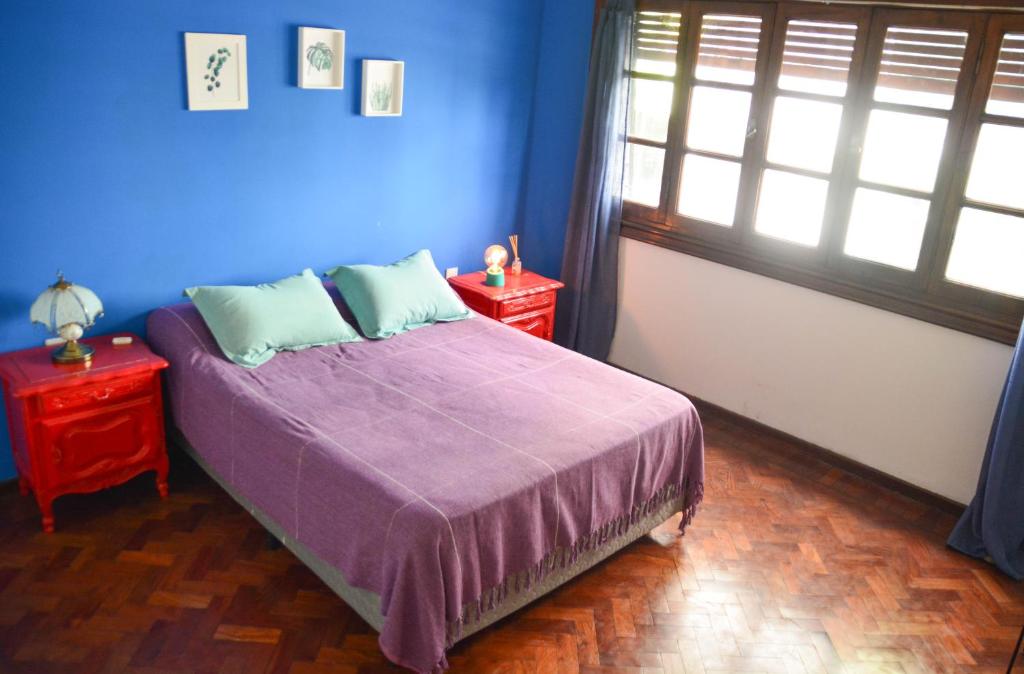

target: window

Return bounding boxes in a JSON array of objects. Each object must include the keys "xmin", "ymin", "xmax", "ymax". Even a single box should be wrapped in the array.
[
  {"xmin": 944, "ymin": 28, "xmax": 1024, "ymax": 299},
  {"xmin": 622, "ymin": 3, "xmax": 1024, "ymax": 343},
  {"xmin": 625, "ymin": 11, "xmax": 682, "ymax": 207}
]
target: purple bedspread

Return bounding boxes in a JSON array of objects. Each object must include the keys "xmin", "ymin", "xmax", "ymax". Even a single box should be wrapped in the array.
[{"xmin": 147, "ymin": 294, "xmax": 704, "ymax": 673}]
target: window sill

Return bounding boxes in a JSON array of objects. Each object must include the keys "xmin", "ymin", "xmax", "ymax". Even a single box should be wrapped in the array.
[{"xmin": 621, "ymin": 219, "xmax": 1022, "ymax": 345}]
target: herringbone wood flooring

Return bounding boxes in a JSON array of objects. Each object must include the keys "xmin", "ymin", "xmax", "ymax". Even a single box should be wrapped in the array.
[{"xmin": 1, "ymin": 405, "xmax": 1021, "ymax": 673}]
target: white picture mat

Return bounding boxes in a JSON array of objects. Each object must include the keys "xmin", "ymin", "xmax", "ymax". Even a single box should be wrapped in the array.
[
  {"xmin": 185, "ymin": 32, "xmax": 248, "ymax": 111},
  {"xmin": 361, "ymin": 60, "xmax": 405, "ymax": 117},
  {"xmin": 298, "ymin": 27, "xmax": 345, "ymax": 89}
]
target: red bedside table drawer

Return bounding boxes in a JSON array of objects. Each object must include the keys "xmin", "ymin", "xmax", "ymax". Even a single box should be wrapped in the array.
[
  {"xmin": 499, "ymin": 291, "xmax": 554, "ymax": 318},
  {"xmin": 40, "ymin": 373, "xmax": 151, "ymax": 415},
  {"xmin": 40, "ymin": 399, "xmax": 161, "ymax": 491},
  {"xmin": 503, "ymin": 309, "xmax": 554, "ymax": 340}
]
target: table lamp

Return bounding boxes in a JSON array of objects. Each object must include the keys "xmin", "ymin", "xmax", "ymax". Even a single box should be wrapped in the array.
[
  {"xmin": 484, "ymin": 244, "xmax": 508, "ymax": 287},
  {"xmin": 29, "ymin": 273, "xmax": 104, "ymax": 364}
]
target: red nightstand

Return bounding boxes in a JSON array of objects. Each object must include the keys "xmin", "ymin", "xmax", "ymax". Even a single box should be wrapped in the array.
[
  {"xmin": 0, "ymin": 333, "xmax": 170, "ymax": 533},
  {"xmin": 448, "ymin": 270, "xmax": 565, "ymax": 341}
]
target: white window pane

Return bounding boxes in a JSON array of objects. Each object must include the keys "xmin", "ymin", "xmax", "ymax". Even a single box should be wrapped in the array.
[
  {"xmin": 634, "ymin": 59, "xmax": 676, "ymax": 77},
  {"xmin": 695, "ymin": 14, "xmax": 762, "ymax": 86},
  {"xmin": 986, "ymin": 33, "xmax": 1024, "ymax": 118},
  {"xmin": 778, "ymin": 20, "xmax": 857, "ymax": 97},
  {"xmin": 677, "ymin": 154, "xmax": 740, "ymax": 226},
  {"xmin": 766, "ymin": 96, "xmax": 843, "ymax": 173},
  {"xmin": 624, "ymin": 143, "xmax": 664, "ymax": 207},
  {"xmin": 873, "ymin": 27, "xmax": 967, "ymax": 110},
  {"xmin": 946, "ymin": 208, "xmax": 1024, "ymax": 298},
  {"xmin": 843, "ymin": 188, "xmax": 930, "ymax": 270},
  {"xmin": 755, "ymin": 169, "xmax": 829, "ymax": 246},
  {"xmin": 628, "ymin": 79, "xmax": 674, "ymax": 143},
  {"xmin": 964, "ymin": 124, "xmax": 1024, "ymax": 210},
  {"xmin": 686, "ymin": 86, "xmax": 751, "ymax": 157},
  {"xmin": 632, "ymin": 12, "xmax": 682, "ymax": 77},
  {"xmin": 859, "ymin": 110, "xmax": 947, "ymax": 192}
]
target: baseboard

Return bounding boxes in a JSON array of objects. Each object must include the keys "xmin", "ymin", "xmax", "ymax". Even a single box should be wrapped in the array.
[{"xmin": 611, "ymin": 363, "xmax": 966, "ymax": 518}]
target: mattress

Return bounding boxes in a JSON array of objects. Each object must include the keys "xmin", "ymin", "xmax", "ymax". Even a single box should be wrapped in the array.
[{"xmin": 146, "ymin": 292, "xmax": 704, "ymax": 673}]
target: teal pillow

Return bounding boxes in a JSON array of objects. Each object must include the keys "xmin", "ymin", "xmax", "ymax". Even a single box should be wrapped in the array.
[
  {"xmin": 326, "ymin": 249, "xmax": 471, "ymax": 339},
  {"xmin": 184, "ymin": 269, "xmax": 361, "ymax": 368}
]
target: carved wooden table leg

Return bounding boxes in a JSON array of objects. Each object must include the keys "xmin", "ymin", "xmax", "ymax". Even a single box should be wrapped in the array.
[
  {"xmin": 37, "ymin": 494, "xmax": 55, "ymax": 534},
  {"xmin": 156, "ymin": 457, "xmax": 169, "ymax": 499}
]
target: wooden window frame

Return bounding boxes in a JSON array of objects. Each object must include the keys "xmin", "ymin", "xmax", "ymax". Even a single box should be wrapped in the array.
[{"xmin": 621, "ymin": 0, "xmax": 1024, "ymax": 344}]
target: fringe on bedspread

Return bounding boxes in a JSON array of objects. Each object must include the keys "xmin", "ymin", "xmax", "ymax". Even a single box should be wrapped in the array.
[{"xmin": 442, "ymin": 478, "xmax": 704, "ymax": 652}]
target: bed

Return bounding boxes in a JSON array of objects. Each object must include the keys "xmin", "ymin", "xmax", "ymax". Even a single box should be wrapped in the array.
[{"xmin": 146, "ymin": 290, "xmax": 704, "ymax": 673}]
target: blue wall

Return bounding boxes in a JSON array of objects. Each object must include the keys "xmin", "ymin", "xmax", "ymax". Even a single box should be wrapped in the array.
[
  {"xmin": 0, "ymin": 0, "xmax": 584, "ymax": 480},
  {"xmin": 521, "ymin": 0, "xmax": 593, "ymax": 279}
]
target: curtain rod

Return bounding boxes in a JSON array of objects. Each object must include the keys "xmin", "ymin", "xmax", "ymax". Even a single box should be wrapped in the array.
[{"xmin": 778, "ymin": 0, "xmax": 1024, "ymax": 12}]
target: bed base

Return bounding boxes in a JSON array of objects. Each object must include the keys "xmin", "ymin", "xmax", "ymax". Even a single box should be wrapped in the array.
[{"xmin": 170, "ymin": 429, "xmax": 685, "ymax": 645}]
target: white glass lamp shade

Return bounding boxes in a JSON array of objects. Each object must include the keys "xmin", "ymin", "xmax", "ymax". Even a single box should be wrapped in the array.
[
  {"xmin": 29, "ymin": 276, "xmax": 104, "ymax": 334},
  {"xmin": 484, "ymin": 245, "xmax": 508, "ymax": 273}
]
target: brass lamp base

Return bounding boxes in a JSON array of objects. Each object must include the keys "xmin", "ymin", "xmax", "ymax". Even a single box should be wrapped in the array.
[{"xmin": 52, "ymin": 340, "xmax": 95, "ymax": 364}]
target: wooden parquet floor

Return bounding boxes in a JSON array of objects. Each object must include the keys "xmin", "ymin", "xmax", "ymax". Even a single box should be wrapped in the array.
[{"xmin": 1, "ymin": 405, "xmax": 1022, "ymax": 674}]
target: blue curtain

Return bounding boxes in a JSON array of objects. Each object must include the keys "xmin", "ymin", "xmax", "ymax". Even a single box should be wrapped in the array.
[
  {"xmin": 948, "ymin": 319, "xmax": 1024, "ymax": 580},
  {"xmin": 556, "ymin": 0, "xmax": 634, "ymax": 361}
]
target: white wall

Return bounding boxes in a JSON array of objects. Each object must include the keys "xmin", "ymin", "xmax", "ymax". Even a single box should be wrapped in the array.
[{"xmin": 610, "ymin": 238, "xmax": 1014, "ymax": 504}]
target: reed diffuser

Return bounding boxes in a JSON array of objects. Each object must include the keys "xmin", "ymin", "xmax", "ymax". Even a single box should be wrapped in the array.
[{"xmin": 508, "ymin": 234, "xmax": 522, "ymax": 275}]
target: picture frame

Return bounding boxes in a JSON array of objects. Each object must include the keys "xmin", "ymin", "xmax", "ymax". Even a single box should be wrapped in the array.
[
  {"xmin": 185, "ymin": 32, "xmax": 248, "ymax": 111},
  {"xmin": 298, "ymin": 27, "xmax": 345, "ymax": 90},
  {"xmin": 361, "ymin": 60, "xmax": 404, "ymax": 117}
]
